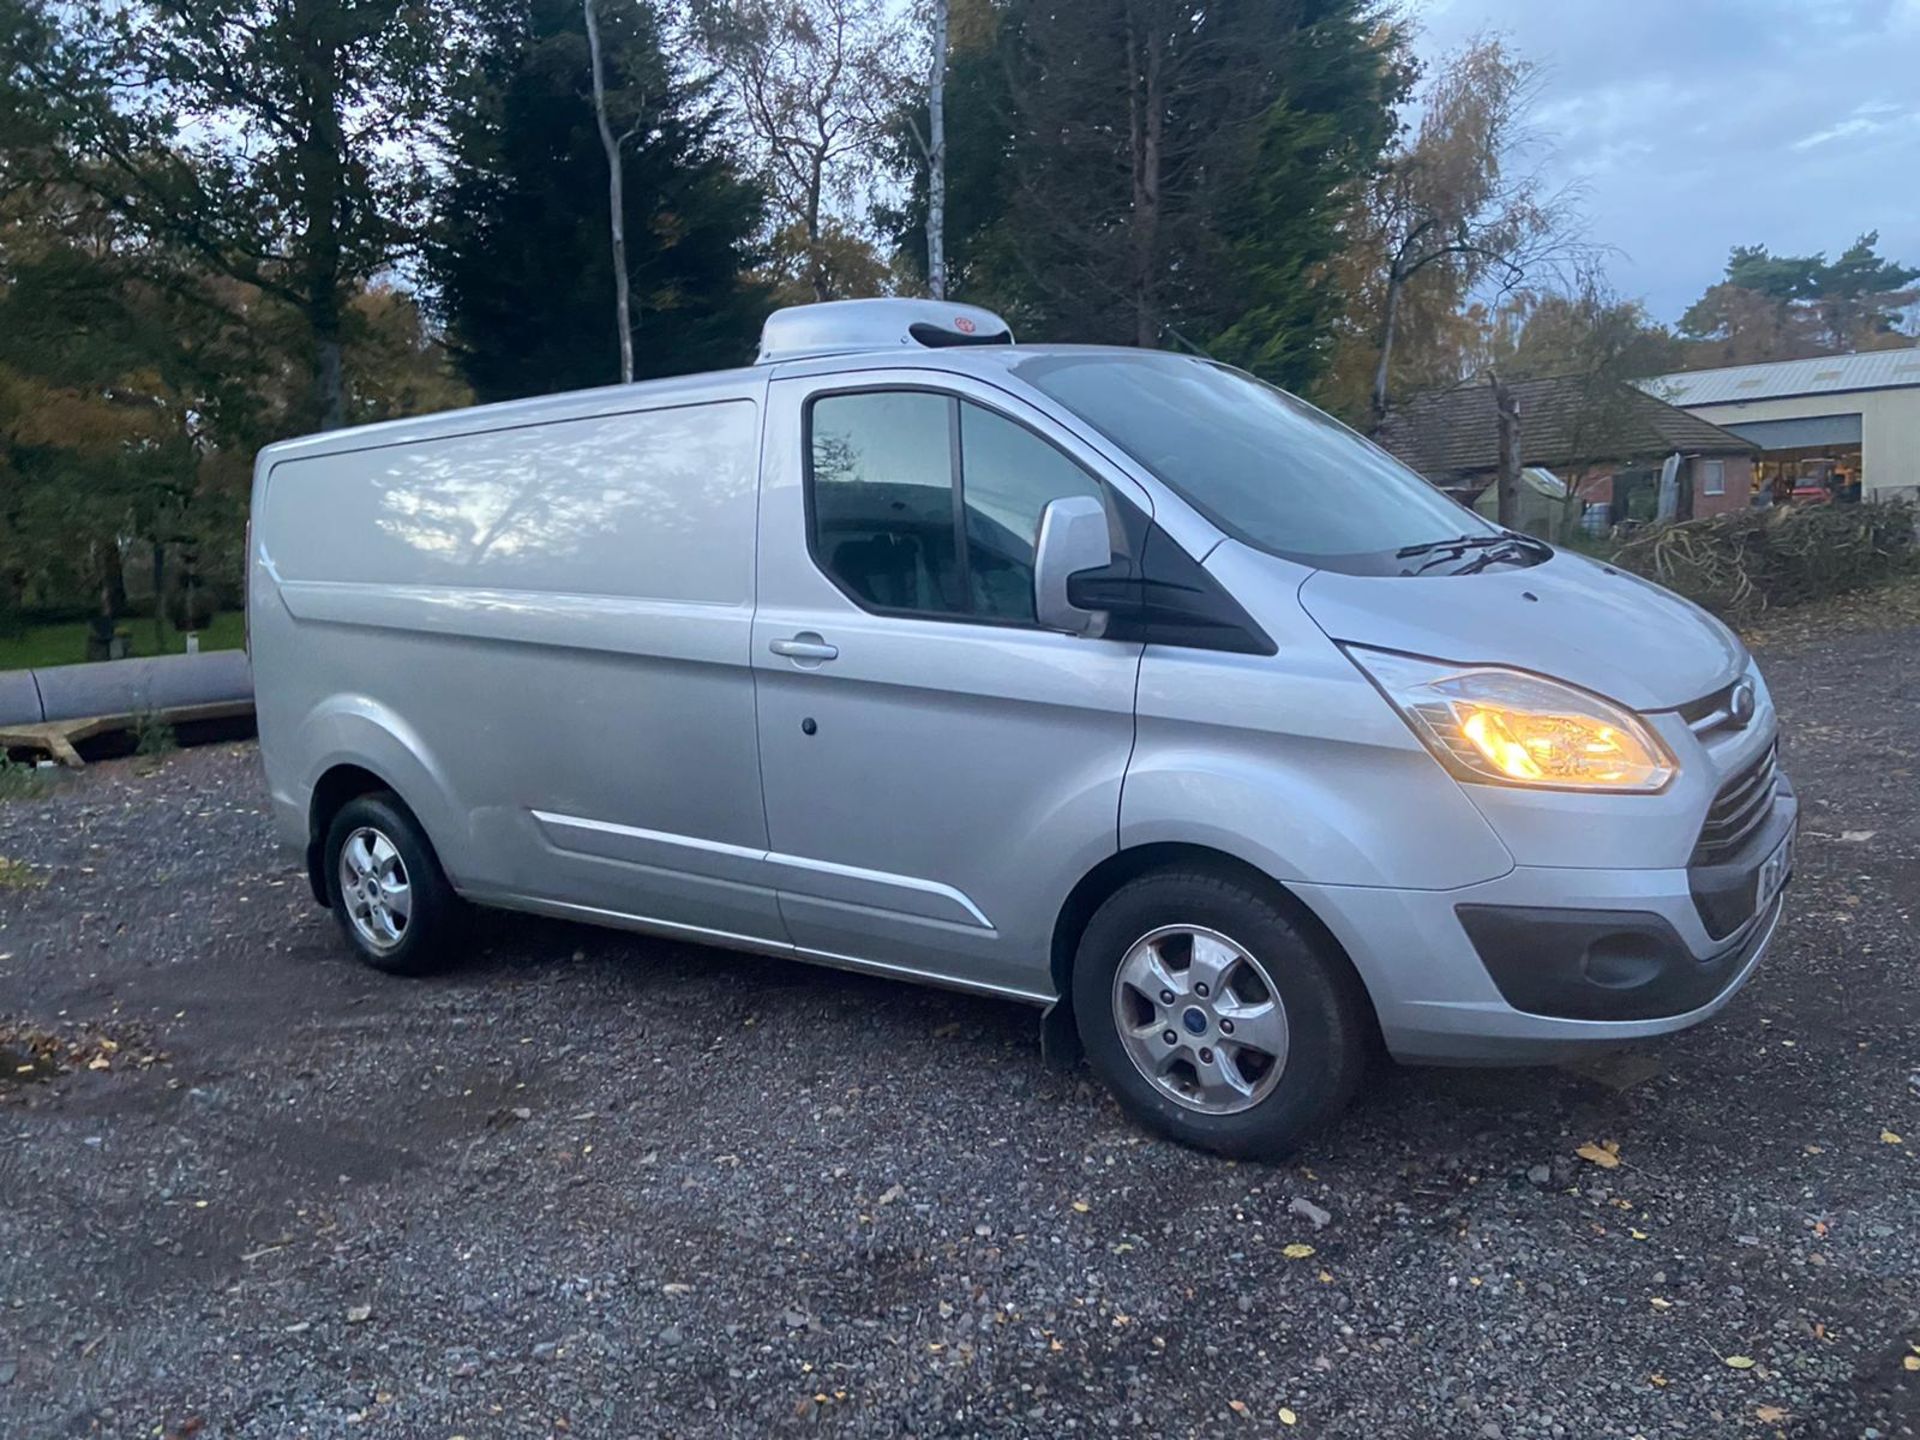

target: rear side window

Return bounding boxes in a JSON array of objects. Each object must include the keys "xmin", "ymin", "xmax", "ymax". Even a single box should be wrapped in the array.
[{"xmin": 808, "ymin": 390, "xmax": 1106, "ymax": 623}]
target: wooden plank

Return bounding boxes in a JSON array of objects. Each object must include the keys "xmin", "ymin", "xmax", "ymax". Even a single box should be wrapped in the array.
[
  {"xmin": 0, "ymin": 721, "xmax": 89, "ymax": 769},
  {"xmin": 0, "ymin": 699, "xmax": 254, "ymax": 768},
  {"xmin": 42, "ymin": 727, "xmax": 83, "ymax": 769}
]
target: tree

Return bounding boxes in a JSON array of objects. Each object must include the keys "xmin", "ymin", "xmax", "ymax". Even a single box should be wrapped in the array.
[
  {"xmin": 873, "ymin": 0, "xmax": 1015, "ymax": 305},
  {"xmin": 1816, "ymin": 232, "xmax": 1920, "ymax": 346},
  {"xmin": 584, "ymin": 0, "xmax": 636, "ymax": 382},
  {"xmin": 431, "ymin": 0, "xmax": 770, "ymax": 403},
  {"xmin": 690, "ymin": 0, "xmax": 901, "ymax": 303},
  {"xmin": 1206, "ymin": 12, "xmax": 1411, "ymax": 391},
  {"xmin": 7, "ymin": 0, "xmax": 449, "ymax": 432},
  {"xmin": 882, "ymin": 0, "xmax": 1403, "ymax": 392},
  {"xmin": 1, "ymin": 0, "xmax": 478, "ymax": 639},
  {"xmin": 924, "ymin": 0, "xmax": 948, "ymax": 299},
  {"xmin": 1490, "ymin": 288, "xmax": 1679, "ymax": 384},
  {"xmin": 874, "ymin": 0, "xmax": 955, "ymax": 301},
  {"xmin": 1475, "ymin": 276, "xmax": 1684, "ymax": 530},
  {"xmin": 1679, "ymin": 232, "xmax": 1919, "ymax": 365},
  {"xmin": 0, "ymin": 194, "xmax": 245, "ymax": 634},
  {"xmin": 342, "ymin": 285, "xmax": 473, "ymax": 424},
  {"xmin": 1353, "ymin": 36, "xmax": 1586, "ymax": 424}
]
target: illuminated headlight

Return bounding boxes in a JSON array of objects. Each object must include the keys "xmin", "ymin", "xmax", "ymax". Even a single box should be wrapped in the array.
[{"xmin": 1347, "ymin": 648, "xmax": 1676, "ymax": 792}]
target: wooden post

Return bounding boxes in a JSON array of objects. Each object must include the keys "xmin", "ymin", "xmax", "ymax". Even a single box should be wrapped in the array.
[{"xmin": 1491, "ymin": 369, "xmax": 1522, "ymax": 529}]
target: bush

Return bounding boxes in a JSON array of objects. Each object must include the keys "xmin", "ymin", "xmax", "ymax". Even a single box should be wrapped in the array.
[
  {"xmin": 1606, "ymin": 500, "xmax": 1919, "ymax": 620},
  {"xmin": 163, "ymin": 583, "xmax": 218, "ymax": 632}
]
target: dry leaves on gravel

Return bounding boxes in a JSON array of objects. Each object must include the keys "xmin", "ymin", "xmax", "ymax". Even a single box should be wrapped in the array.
[
  {"xmin": 0, "ymin": 1019, "xmax": 164, "ymax": 1088},
  {"xmin": 1576, "ymin": 1140, "xmax": 1622, "ymax": 1169}
]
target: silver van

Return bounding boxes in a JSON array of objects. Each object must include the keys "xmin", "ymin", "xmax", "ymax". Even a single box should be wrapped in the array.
[{"xmin": 248, "ymin": 298, "xmax": 1795, "ymax": 1157}]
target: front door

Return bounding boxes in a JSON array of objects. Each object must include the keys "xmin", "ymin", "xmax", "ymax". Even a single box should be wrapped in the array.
[{"xmin": 750, "ymin": 371, "xmax": 1146, "ymax": 999}]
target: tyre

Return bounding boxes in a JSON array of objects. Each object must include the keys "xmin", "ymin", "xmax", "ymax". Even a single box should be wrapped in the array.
[
  {"xmin": 1071, "ymin": 867, "xmax": 1371, "ymax": 1160},
  {"xmin": 322, "ymin": 792, "xmax": 466, "ymax": 975}
]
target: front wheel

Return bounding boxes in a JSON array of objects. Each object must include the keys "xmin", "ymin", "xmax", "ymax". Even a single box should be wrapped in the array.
[
  {"xmin": 323, "ymin": 792, "xmax": 466, "ymax": 975},
  {"xmin": 1071, "ymin": 868, "xmax": 1371, "ymax": 1159}
]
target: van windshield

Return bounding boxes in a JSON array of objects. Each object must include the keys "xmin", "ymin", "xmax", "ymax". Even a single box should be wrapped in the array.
[{"xmin": 1014, "ymin": 351, "xmax": 1502, "ymax": 574}]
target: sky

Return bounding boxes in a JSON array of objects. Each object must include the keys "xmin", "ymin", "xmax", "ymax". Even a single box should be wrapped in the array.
[{"xmin": 1410, "ymin": 0, "xmax": 1920, "ymax": 325}]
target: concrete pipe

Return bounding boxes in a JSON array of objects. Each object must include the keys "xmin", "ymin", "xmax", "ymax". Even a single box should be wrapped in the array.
[
  {"xmin": 14, "ymin": 650, "xmax": 253, "ymax": 725},
  {"xmin": 0, "ymin": 668, "xmax": 43, "ymax": 728}
]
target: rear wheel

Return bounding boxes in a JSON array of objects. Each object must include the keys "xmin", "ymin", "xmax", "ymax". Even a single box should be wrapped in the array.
[
  {"xmin": 323, "ymin": 793, "xmax": 466, "ymax": 975},
  {"xmin": 1072, "ymin": 867, "xmax": 1369, "ymax": 1159}
]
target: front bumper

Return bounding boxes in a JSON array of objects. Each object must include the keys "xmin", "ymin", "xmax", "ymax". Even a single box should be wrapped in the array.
[{"xmin": 1291, "ymin": 775, "xmax": 1795, "ymax": 1064}]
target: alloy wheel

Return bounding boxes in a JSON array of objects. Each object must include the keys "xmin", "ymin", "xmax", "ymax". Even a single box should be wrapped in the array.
[
  {"xmin": 338, "ymin": 825, "xmax": 412, "ymax": 953},
  {"xmin": 1110, "ymin": 924, "xmax": 1290, "ymax": 1114}
]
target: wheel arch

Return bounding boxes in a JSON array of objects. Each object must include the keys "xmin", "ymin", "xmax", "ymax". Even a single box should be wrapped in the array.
[
  {"xmin": 293, "ymin": 696, "xmax": 465, "ymax": 907},
  {"xmin": 1047, "ymin": 842, "xmax": 1381, "ymax": 1042},
  {"xmin": 305, "ymin": 762, "xmax": 446, "ymax": 909},
  {"xmin": 305, "ymin": 763, "xmax": 400, "ymax": 906}
]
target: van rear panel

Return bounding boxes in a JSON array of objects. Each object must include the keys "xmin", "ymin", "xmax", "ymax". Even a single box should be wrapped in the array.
[
  {"xmin": 262, "ymin": 399, "xmax": 759, "ymax": 602},
  {"xmin": 250, "ymin": 384, "xmax": 774, "ymax": 937}
]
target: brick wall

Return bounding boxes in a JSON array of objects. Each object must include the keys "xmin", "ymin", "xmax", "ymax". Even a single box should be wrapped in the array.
[
  {"xmin": 1692, "ymin": 455, "xmax": 1752, "ymax": 516},
  {"xmin": 1566, "ymin": 457, "xmax": 1752, "ymax": 520}
]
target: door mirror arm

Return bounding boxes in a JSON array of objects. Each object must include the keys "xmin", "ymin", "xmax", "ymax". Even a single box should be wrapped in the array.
[
  {"xmin": 1063, "ymin": 564, "xmax": 1138, "ymax": 615},
  {"xmin": 1068, "ymin": 522, "xmax": 1278, "ymax": 657}
]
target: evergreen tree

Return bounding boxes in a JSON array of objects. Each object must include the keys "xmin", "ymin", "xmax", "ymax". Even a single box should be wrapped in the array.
[
  {"xmin": 879, "ymin": 0, "xmax": 1404, "ymax": 394},
  {"xmin": 432, "ymin": 0, "xmax": 771, "ymax": 403},
  {"xmin": 1679, "ymin": 232, "xmax": 1919, "ymax": 363},
  {"xmin": 1208, "ymin": 8, "xmax": 1409, "ymax": 392}
]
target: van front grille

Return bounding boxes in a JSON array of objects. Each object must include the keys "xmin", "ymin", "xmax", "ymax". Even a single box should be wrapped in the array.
[{"xmin": 1690, "ymin": 744, "xmax": 1778, "ymax": 866}]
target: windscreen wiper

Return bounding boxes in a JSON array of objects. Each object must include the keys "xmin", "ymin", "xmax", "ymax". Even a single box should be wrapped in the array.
[
  {"xmin": 1395, "ymin": 533, "xmax": 1504, "ymax": 559},
  {"xmin": 1398, "ymin": 533, "xmax": 1512, "ymax": 575},
  {"xmin": 1397, "ymin": 531, "xmax": 1551, "ymax": 576},
  {"xmin": 1452, "ymin": 533, "xmax": 1553, "ymax": 575}
]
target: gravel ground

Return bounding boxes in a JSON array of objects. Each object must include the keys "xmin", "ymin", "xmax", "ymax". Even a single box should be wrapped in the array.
[{"xmin": 1, "ymin": 613, "xmax": 1917, "ymax": 1440}]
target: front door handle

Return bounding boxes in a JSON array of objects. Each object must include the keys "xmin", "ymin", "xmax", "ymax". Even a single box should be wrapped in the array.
[{"xmin": 769, "ymin": 633, "xmax": 839, "ymax": 662}]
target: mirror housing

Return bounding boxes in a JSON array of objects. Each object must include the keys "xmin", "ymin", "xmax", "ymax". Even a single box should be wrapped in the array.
[
  {"xmin": 1065, "ymin": 519, "xmax": 1278, "ymax": 657},
  {"xmin": 1033, "ymin": 495, "xmax": 1113, "ymax": 636}
]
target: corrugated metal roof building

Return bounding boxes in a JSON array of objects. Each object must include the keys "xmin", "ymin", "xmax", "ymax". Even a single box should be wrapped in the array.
[{"xmin": 1641, "ymin": 347, "xmax": 1920, "ymax": 502}]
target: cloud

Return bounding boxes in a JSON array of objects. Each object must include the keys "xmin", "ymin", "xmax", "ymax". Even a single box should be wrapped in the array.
[
  {"xmin": 1791, "ymin": 101, "xmax": 1920, "ymax": 151},
  {"xmin": 1408, "ymin": 0, "xmax": 1920, "ymax": 321}
]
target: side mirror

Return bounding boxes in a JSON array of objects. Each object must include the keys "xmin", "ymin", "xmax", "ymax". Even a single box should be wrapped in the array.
[{"xmin": 1033, "ymin": 495, "xmax": 1112, "ymax": 636}]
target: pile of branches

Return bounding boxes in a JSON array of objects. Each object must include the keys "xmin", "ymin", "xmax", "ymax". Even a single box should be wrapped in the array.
[{"xmin": 1607, "ymin": 500, "xmax": 1920, "ymax": 619}]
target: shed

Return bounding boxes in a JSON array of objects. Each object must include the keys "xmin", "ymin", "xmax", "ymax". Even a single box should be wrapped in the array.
[{"xmin": 1375, "ymin": 374, "xmax": 1760, "ymax": 522}]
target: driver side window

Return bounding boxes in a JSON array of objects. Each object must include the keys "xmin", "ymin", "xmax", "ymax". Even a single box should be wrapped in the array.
[
  {"xmin": 957, "ymin": 401, "xmax": 1106, "ymax": 622},
  {"xmin": 808, "ymin": 389, "xmax": 1107, "ymax": 624}
]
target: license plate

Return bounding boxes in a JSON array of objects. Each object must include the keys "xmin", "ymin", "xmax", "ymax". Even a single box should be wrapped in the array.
[{"xmin": 1757, "ymin": 828, "xmax": 1795, "ymax": 909}]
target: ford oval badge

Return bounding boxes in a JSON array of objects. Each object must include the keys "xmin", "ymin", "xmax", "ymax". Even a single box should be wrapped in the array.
[{"xmin": 1729, "ymin": 680, "xmax": 1756, "ymax": 728}]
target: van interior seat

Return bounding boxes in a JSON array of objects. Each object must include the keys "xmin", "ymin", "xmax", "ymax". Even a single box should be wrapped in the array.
[{"xmin": 831, "ymin": 531, "xmax": 943, "ymax": 611}]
